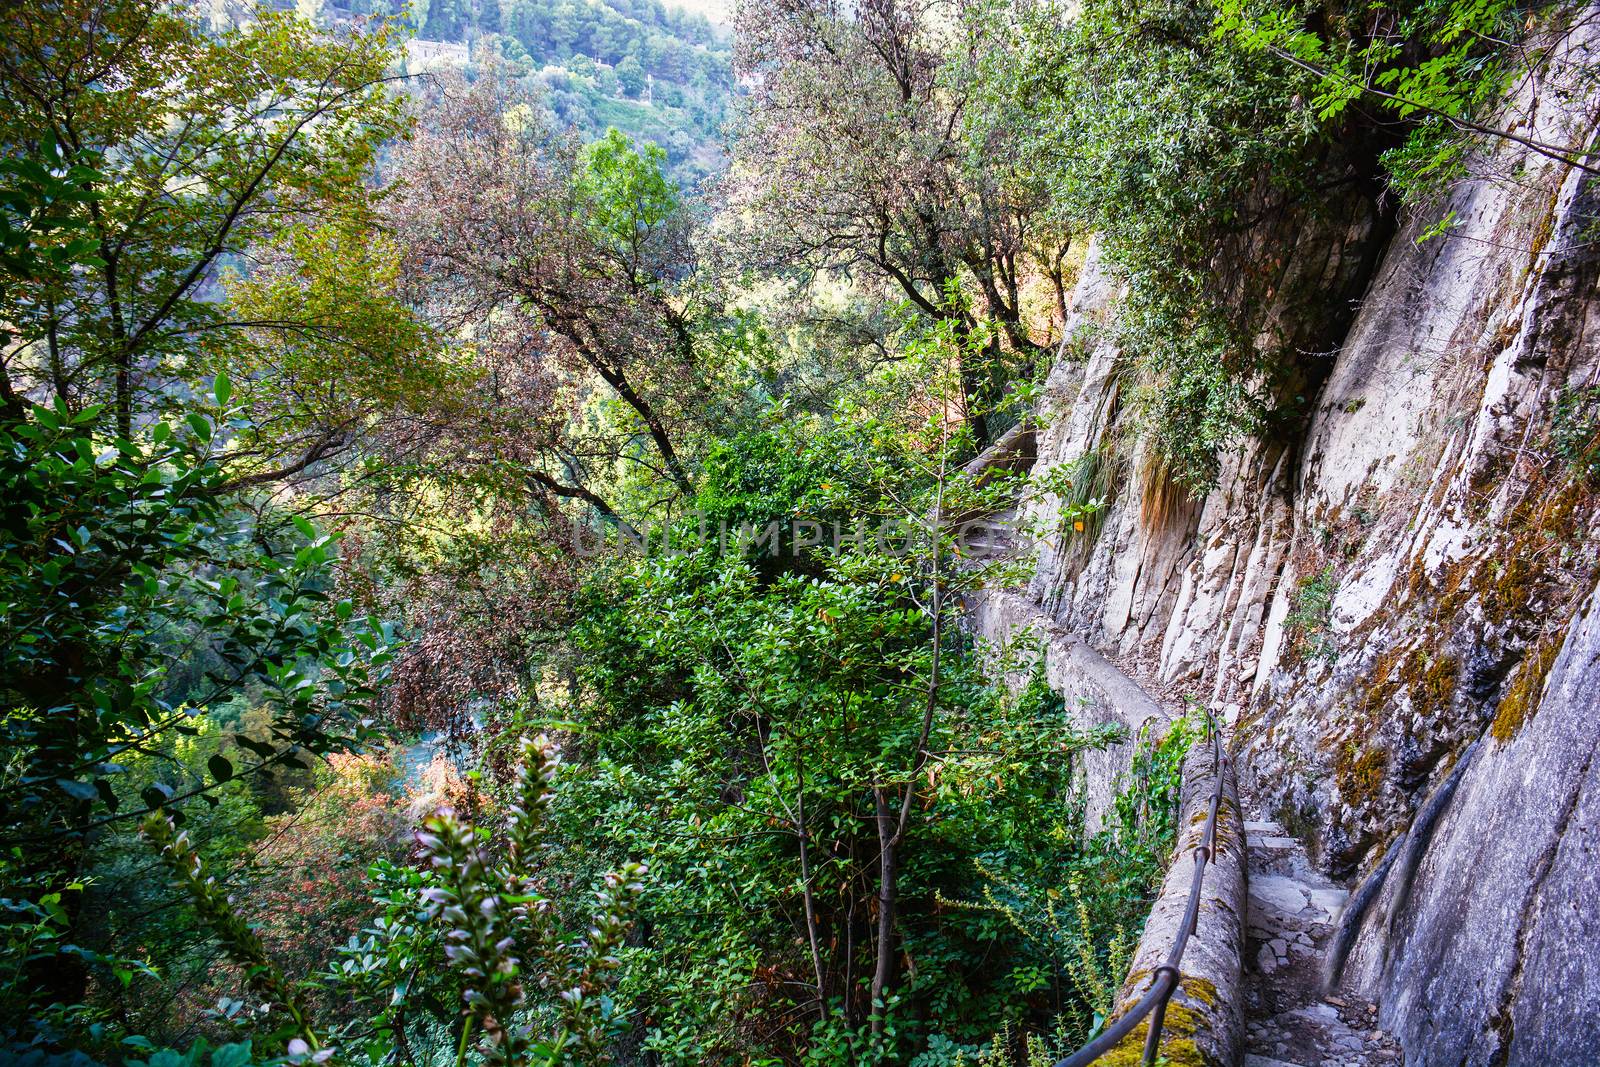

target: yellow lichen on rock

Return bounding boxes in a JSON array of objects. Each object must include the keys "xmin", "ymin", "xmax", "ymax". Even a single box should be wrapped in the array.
[{"xmin": 1491, "ymin": 634, "xmax": 1562, "ymax": 743}]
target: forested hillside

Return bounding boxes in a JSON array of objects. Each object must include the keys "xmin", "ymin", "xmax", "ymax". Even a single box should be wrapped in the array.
[
  {"xmin": 351, "ymin": 0, "xmax": 733, "ymax": 184},
  {"xmin": 1, "ymin": 0, "xmax": 1596, "ymax": 1065}
]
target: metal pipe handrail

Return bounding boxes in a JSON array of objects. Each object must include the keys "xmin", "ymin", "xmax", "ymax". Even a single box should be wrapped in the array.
[{"xmin": 1054, "ymin": 722, "xmax": 1229, "ymax": 1067}]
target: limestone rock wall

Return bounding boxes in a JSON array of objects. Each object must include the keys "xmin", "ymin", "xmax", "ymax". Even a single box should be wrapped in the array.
[
  {"xmin": 980, "ymin": 8, "xmax": 1600, "ymax": 1064},
  {"xmin": 1344, "ymin": 575, "xmax": 1600, "ymax": 1064}
]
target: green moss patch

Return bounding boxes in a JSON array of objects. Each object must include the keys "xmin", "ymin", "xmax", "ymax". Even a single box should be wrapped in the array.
[{"xmin": 1491, "ymin": 634, "xmax": 1562, "ymax": 743}]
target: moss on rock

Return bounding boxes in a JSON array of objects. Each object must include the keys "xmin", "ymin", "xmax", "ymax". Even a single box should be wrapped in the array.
[
  {"xmin": 1096, "ymin": 999, "xmax": 1214, "ymax": 1067},
  {"xmin": 1402, "ymin": 649, "xmax": 1459, "ymax": 719},
  {"xmin": 1491, "ymin": 633, "xmax": 1562, "ymax": 743},
  {"xmin": 1334, "ymin": 739, "xmax": 1389, "ymax": 809}
]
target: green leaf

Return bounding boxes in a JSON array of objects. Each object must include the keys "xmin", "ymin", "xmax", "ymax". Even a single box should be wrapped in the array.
[
  {"xmin": 237, "ymin": 735, "xmax": 276, "ymax": 759},
  {"xmin": 56, "ymin": 778, "xmax": 98, "ymax": 802},
  {"xmin": 213, "ymin": 371, "xmax": 233, "ymax": 407},
  {"xmin": 141, "ymin": 782, "xmax": 174, "ymax": 810},
  {"xmin": 209, "ymin": 1042, "xmax": 255, "ymax": 1067}
]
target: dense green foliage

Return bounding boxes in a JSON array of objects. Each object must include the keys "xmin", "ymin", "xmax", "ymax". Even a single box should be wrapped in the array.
[
  {"xmin": 970, "ymin": 0, "xmax": 1326, "ymax": 491},
  {"xmin": 555, "ymin": 410, "xmax": 1194, "ymax": 1060},
  {"xmin": 0, "ymin": 386, "xmax": 393, "ymax": 841},
  {"xmin": 1217, "ymin": 0, "xmax": 1594, "ymax": 197}
]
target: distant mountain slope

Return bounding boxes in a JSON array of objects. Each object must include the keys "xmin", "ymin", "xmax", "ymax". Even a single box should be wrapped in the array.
[{"xmin": 347, "ymin": 0, "xmax": 734, "ymax": 187}]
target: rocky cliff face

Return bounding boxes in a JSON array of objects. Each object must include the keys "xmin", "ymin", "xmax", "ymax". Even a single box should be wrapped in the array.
[{"xmin": 981, "ymin": 10, "xmax": 1600, "ymax": 1064}]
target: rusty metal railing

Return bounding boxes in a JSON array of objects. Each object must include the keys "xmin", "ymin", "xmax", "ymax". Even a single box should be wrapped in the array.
[{"xmin": 1053, "ymin": 722, "xmax": 1229, "ymax": 1067}]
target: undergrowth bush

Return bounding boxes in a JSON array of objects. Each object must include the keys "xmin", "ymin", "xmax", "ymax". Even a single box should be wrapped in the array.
[
  {"xmin": 1287, "ymin": 566, "xmax": 1339, "ymax": 662},
  {"xmin": 552, "ymin": 404, "xmax": 1198, "ymax": 1061}
]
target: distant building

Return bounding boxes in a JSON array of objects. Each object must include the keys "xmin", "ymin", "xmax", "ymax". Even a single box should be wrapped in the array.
[{"xmin": 405, "ymin": 38, "xmax": 471, "ymax": 71}]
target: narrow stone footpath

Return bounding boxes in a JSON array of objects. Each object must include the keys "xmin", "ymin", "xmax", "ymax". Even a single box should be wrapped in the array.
[{"xmin": 1241, "ymin": 818, "xmax": 1405, "ymax": 1067}]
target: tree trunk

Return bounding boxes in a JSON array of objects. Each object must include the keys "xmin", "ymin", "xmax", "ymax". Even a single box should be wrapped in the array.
[
  {"xmin": 952, "ymin": 315, "xmax": 993, "ymax": 451},
  {"xmin": 796, "ymin": 758, "xmax": 827, "ymax": 1010},
  {"xmin": 869, "ymin": 786, "xmax": 897, "ymax": 1035},
  {"xmin": 564, "ymin": 325, "xmax": 695, "ymax": 494}
]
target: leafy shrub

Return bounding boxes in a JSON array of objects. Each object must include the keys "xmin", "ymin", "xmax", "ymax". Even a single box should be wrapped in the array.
[
  {"xmin": 554, "ymin": 422, "xmax": 1187, "ymax": 1061},
  {"xmin": 1551, "ymin": 385, "xmax": 1600, "ymax": 485},
  {"xmin": 1287, "ymin": 566, "xmax": 1339, "ymax": 662},
  {"xmin": 138, "ymin": 737, "xmax": 644, "ymax": 1066}
]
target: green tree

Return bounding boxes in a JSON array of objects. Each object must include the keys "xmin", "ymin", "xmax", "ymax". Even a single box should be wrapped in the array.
[
  {"xmin": 391, "ymin": 81, "xmax": 716, "ymax": 508},
  {"xmin": 425, "ymin": 0, "xmax": 470, "ymax": 40},
  {"xmin": 615, "ymin": 53, "xmax": 647, "ymax": 97},
  {"xmin": 478, "ymin": 0, "xmax": 503, "ymax": 33},
  {"xmin": 0, "ymin": 0, "xmax": 411, "ymax": 451},
  {"xmin": 577, "ymin": 128, "xmax": 678, "ymax": 249},
  {"xmin": 506, "ymin": 0, "xmax": 552, "ymax": 52},
  {"xmin": 1216, "ymin": 0, "xmax": 1600, "ymax": 195},
  {"xmin": 549, "ymin": 0, "xmax": 583, "ymax": 54},
  {"xmin": 216, "ymin": 219, "xmax": 474, "ymax": 485}
]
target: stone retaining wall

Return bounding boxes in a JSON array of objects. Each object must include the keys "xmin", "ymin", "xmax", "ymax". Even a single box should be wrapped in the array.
[{"xmin": 1104, "ymin": 740, "xmax": 1247, "ymax": 1067}]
